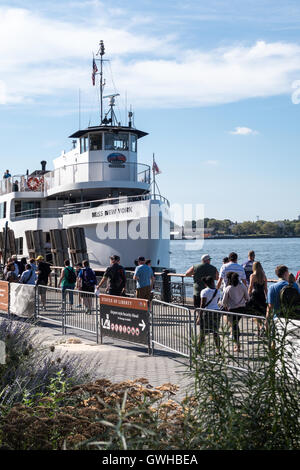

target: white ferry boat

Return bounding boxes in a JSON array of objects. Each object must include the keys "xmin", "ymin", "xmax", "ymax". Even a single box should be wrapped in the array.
[{"xmin": 0, "ymin": 42, "xmax": 170, "ymax": 271}]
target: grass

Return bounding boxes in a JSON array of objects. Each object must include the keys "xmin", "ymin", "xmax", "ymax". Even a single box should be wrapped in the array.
[{"xmin": 0, "ymin": 312, "xmax": 299, "ymax": 449}]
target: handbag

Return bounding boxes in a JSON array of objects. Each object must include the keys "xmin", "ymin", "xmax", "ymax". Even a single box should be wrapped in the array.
[{"xmin": 196, "ymin": 289, "xmax": 218, "ymax": 324}]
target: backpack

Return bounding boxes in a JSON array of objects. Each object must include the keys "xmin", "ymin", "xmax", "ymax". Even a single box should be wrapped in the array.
[
  {"xmin": 280, "ymin": 284, "xmax": 300, "ymax": 318},
  {"xmin": 82, "ymin": 267, "xmax": 97, "ymax": 287},
  {"xmin": 65, "ymin": 267, "xmax": 76, "ymax": 284},
  {"xmin": 105, "ymin": 264, "xmax": 126, "ymax": 291}
]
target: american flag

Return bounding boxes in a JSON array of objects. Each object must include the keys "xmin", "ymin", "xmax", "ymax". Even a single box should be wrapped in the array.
[
  {"xmin": 92, "ymin": 58, "xmax": 98, "ymax": 86},
  {"xmin": 152, "ymin": 160, "xmax": 161, "ymax": 175}
]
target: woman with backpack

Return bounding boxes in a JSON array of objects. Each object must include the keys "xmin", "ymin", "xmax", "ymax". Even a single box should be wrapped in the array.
[
  {"xmin": 58, "ymin": 260, "xmax": 76, "ymax": 310},
  {"xmin": 78, "ymin": 260, "xmax": 97, "ymax": 314}
]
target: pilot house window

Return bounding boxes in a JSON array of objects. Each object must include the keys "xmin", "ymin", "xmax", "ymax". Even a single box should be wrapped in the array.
[
  {"xmin": 89, "ymin": 134, "xmax": 102, "ymax": 151},
  {"xmin": 131, "ymin": 134, "xmax": 137, "ymax": 152},
  {"xmin": 80, "ymin": 136, "xmax": 89, "ymax": 154},
  {"xmin": 105, "ymin": 133, "xmax": 129, "ymax": 151}
]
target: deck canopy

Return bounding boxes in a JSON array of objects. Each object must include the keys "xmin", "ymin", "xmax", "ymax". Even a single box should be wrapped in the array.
[{"xmin": 69, "ymin": 125, "xmax": 148, "ymax": 140}]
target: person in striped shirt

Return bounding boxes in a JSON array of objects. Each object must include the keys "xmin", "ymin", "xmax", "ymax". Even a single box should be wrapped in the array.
[{"xmin": 216, "ymin": 252, "xmax": 247, "ymax": 290}]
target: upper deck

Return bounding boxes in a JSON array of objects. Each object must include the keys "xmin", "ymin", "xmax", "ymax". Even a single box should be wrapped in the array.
[{"xmin": 0, "ymin": 160, "xmax": 151, "ymax": 199}]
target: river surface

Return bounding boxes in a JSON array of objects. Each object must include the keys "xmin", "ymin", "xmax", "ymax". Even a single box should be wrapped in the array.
[{"xmin": 170, "ymin": 238, "xmax": 300, "ymax": 279}]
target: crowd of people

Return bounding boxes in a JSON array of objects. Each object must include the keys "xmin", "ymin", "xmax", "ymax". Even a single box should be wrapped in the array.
[
  {"xmin": 2, "ymin": 253, "xmax": 155, "ymax": 315},
  {"xmin": 4, "ymin": 248, "xmax": 300, "ymax": 351},
  {"xmin": 185, "ymin": 250, "xmax": 300, "ymax": 352}
]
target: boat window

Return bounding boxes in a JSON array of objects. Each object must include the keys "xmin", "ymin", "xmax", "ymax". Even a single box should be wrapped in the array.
[
  {"xmin": 14, "ymin": 200, "xmax": 21, "ymax": 215},
  {"xmin": 80, "ymin": 136, "xmax": 89, "ymax": 153},
  {"xmin": 16, "ymin": 237, "xmax": 23, "ymax": 255},
  {"xmin": 14, "ymin": 200, "xmax": 41, "ymax": 217},
  {"xmin": 89, "ymin": 133, "xmax": 102, "ymax": 151},
  {"xmin": 131, "ymin": 134, "xmax": 137, "ymax": 152},
  {"xmin": 0, "ymin": 201, "xmax": 6, "ymax": 218},
  {"xmin": 105, "ymin": 133, "xmax": 129, "ymax": 151},
  {"xmin": 22, "ymin": 201, "xmax": 41, "ymax": 213}
]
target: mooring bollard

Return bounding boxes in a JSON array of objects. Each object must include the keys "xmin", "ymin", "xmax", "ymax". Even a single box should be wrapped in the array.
[{"xmin": 161, "ymin": 269, "xmax": 171, "ymax": 303}]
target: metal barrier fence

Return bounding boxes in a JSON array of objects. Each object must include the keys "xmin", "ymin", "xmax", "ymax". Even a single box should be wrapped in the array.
[
  {"xmin": 150, "ymin": 302, "xmax": 269, "ymax": 372},
  {"xmin": 36, "ymin": 286, "xmax": 100, "ymax": 341},
  {"xmin": 151, "ymin": 300, "xmax": 192, "ymax": 358},
  {"xmin": 64, "ymin": 289, "xmax": 99, "ymax": 341},
  {"xmin": 36, "ymin": 285, "xmax": 65, "ymax": 328},
  {"xmin": 0, "ymin": 280, "xmax": 273, "ymax": 373},
  {"xmin": 193, "ymin": 308, "xmax": 267, "ymax": 372}
]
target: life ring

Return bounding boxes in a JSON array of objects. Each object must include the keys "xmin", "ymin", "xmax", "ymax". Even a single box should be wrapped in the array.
[{"xmin": 27, "ymin": 177, "xmax": 40, "ymax": 191}]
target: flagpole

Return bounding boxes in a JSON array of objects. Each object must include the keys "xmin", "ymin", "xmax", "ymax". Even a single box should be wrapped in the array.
[
  {"xmin": 99, "ymin": 41, "xmax": 105, "ymax": 125},
  {"xmin": 152, "ymin": 153, "xmax": 156, "ymax": 199},
  {"xmin": 78, "ymin": 88, "xmax": 81, "ymax": 129}
]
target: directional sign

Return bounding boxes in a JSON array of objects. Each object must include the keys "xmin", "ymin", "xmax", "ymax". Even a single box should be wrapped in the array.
[{"xmin": 100, "ymin": 294, "xmax": 150, "ymax": 346}]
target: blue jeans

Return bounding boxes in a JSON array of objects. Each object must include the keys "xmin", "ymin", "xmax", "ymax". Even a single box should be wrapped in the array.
[{"xmin": 62, "ymin": 286, "xmax": 74, "ymax": 305}]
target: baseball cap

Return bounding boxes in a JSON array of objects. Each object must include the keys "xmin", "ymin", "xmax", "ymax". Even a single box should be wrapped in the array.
[
  {"xmin": 110, "ymin": 255, "xmax": 120, "ymax": 262},
  {"xmin": 36, "ymin": 255, "xmax": 44, "ymax": 261},
  {"xmin": 201, "ymin": 254, "xmax": 211, "ymax": 262}
]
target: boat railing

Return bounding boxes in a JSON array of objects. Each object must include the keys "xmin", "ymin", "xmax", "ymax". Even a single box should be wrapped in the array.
[
  {"xmin": 0, "ymin": 175, "xmax": 45, "ymax": 196},
  {"xmin": 11, "ymin": 207, "xmax": 60, "ymax": 221},
  {"xmin": 0, "ymin": 162, "xmax": 151, "ymax": 197},
  {"xmin": 44, "ymin": 161, "xmax": 151, "ymax": 191},
  {"xmin": 60, "ymin": 193, "xmax": 170, "ymax": 215}
]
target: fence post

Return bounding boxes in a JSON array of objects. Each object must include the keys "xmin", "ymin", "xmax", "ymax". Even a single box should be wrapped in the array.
[
  {"xmin": 189, "ymin": 308, "xmax": 192, "ymax": 370},
  {"xmin": 161, "ymin": 269, "xmax": 171, "ymax": 303},
  {"xmin": 151, "ymin": 301, "xmax": 155, "ymax": 355},
  {"xmin": 96, "ymin": 295, "xmax": 100, "ymax": 344},
  {"xmin": 62, "ymin": 290, "xmax": 66, "ymax": 335},
  {"xmin": 181, "ymin": 276, "xmax": 186, "ymax": 306},
  {"xmin": 99, "ymin": 295, "xmax": 103, "ymax": 344},
  {"xmin": 147, "ymin": 302, "xmax": 151, "ymax": 355},
  {"xmin": 34, "ymin": 285, "xmax": 38, "ymax": 321}
]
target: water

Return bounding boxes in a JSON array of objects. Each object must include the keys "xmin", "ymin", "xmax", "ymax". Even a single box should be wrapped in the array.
[{"xmin": 170, "ymin": 238, "xmax": 300, "ymax": 280}]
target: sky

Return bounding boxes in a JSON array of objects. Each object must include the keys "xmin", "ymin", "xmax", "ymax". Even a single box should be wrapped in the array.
[{"xmin": 1, "ymin": 0, "xmax": 300, "ymax": 222}]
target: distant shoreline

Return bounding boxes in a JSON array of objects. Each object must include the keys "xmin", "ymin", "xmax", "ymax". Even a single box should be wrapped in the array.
[{"xmin": 171, "ymin": 235, "xmax": 300, "ymax": 240}]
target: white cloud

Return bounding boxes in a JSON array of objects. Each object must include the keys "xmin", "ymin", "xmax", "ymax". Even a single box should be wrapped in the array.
[
  {"xmin": 204, "ymin": 160, "xmax": 219, "ymax": 165},
  {"xmin": 229, "ymin": 127, "xmax": 259, "ymax": 135},
  {"xmin": 1, "ymin": 7, "xmax": 300, "ymax": 109}
]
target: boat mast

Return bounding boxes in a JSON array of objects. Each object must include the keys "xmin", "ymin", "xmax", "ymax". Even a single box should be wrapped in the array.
[{"xmin": 97, "ymin": 40, "xmax": 105, "ymax": 124}]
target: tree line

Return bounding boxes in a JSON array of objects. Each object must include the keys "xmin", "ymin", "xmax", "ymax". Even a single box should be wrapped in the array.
[{"xmin": 171, "ymin": 218, "xmax": 300, "ymax": 237}]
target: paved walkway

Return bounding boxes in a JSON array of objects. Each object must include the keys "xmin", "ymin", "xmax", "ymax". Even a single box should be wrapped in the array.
[{"xmin": 22, "ymin": 318, "xmax": 193, "ymax": 402}]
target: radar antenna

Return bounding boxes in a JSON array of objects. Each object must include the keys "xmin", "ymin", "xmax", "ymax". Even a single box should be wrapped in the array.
[{"xmin": 102, "ymin": 93, "xmax": 120, "ymax": 126}]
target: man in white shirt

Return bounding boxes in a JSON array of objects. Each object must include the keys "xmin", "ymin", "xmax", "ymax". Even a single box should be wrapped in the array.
[{"xmin": 216, "ymin": 252, "xmax": 247, "ymax": 289}]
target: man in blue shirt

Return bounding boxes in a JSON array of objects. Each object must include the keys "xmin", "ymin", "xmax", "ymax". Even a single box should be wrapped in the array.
[
  {"xmin": 133, "ymin": 256, "xmax": 155, "ymax": 300},
  {"xmin": 267, "ymin": 265, "xmax": 300, "ymax": 320},
  {"xmin": 242, "ymin": 250, "xmax": 255, "ymax": 285},
  {"xmin": 3, "ymin": 170, "xmax": 11, "ymax": 179}
]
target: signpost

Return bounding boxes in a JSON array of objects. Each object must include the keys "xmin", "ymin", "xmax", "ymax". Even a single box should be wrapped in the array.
[{"xmin": 99, "ymin": 294, "xmax": 150, "ymax": 349}]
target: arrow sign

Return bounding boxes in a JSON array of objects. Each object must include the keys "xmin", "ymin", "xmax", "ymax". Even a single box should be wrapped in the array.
[{"xmin": 139, "ymin": 320, "xmax": 146, "ymax": 331}]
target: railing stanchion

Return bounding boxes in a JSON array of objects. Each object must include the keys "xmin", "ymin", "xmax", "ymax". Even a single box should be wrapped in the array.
[{"xmin": 96, "ymin": 295, "xmax": 100, "ymax": 344}]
